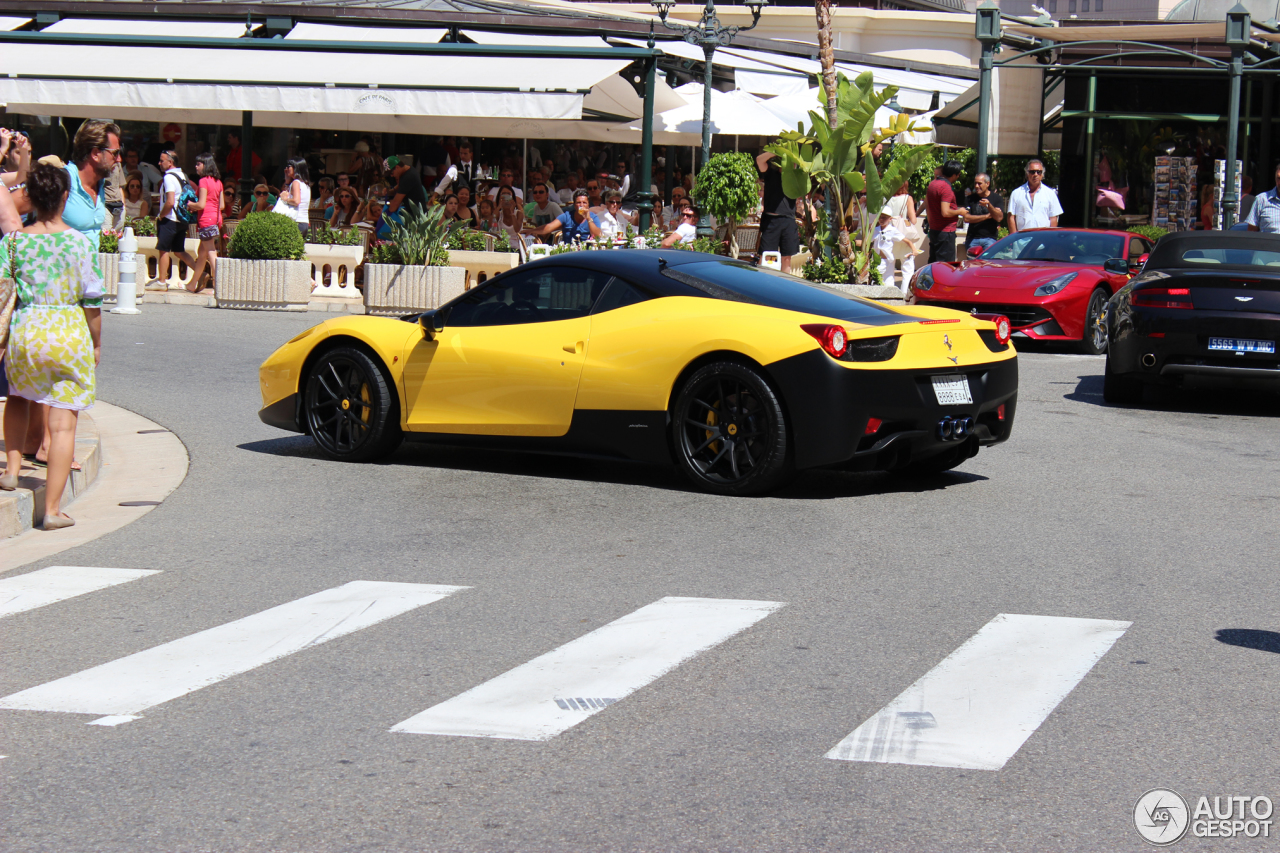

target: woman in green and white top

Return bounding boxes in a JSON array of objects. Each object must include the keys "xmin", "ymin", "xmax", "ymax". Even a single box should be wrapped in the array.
[{"xmin": 0, "ymin": 162, "xmax": 104, "ymax": 530}]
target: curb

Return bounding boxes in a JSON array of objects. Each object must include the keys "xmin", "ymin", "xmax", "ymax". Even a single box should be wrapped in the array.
[
  {"xmin": 108, "ymin": 290, "xmax": 366, "ymax": 313},
  {"xmin": 0, "ymin": 401, "xmax": 189, "ymax": 573},
  {"xmin": 0, "ymin": 406, "xmax": 102, "ymax": 537}
]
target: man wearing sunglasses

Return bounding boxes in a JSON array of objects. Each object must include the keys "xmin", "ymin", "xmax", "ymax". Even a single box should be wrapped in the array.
[
  {"xmin": 661, "ymin": 206, "xmax": 699, "ymax": 248},
  {"xmin": 1007, "ymin": 159, "xmax": 1062, "ymax": 233},
  {"xmin": 63, "ymin": 119, "xmax": 122, "ymax": 238},
  {"xmin": 523, "ymin": 182, "xmax": 563, "ymax": 228}
]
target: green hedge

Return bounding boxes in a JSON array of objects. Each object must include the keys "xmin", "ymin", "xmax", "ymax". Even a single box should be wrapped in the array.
[{"xmin": 228, "ymin": 212, "xmax": 305, "ymax": 261}]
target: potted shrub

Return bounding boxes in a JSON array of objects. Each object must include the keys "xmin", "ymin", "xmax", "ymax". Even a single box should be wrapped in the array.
[
  {"xmin": 218, "ymin": 211, "xmax": 311, "ymax": 311},
  {"xmin": 98, "ymin": 228, "xmax": 121, "ymax": 302},
  {"xmin": 364, "ymin": 202, "xmax": 465, "ymax": 316},
  {"xmin": 692, "ymin": 152, "xmax": 760, "ymax": 259},
  {"xmin": 443, "ymin": 228, "xmax": 519, "ymax": 289},
  {"xmin": 305, "ymin": 224, "xmax": 364, "ymax": 298}
]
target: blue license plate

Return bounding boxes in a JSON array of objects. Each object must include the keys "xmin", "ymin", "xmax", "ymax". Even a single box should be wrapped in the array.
[{"xmin": 1208, "ymin": 337, "xmax": 1275, "ymax": 354}]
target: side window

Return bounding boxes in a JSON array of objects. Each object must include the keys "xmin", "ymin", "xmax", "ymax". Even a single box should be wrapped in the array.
[
  {"xmin": 446, "ymin": 266, "xmax": 613, "ymax": 327},
  {"xmin": 592, "ymin": 276, "xmax": 656, "ymax": 315},
  {"xmin": 1128, "ymin": 238, "xmax": 1149, "ymax": 262}
]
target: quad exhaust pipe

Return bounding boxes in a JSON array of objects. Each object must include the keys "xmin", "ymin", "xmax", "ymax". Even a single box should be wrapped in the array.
[
  {"xmin": 937, "ymin": 416, "xmax": 975, "ymax": 441},
  {"xmin": 1142, "ymin": 353, "xmax": 1157, "ymax": 368}
]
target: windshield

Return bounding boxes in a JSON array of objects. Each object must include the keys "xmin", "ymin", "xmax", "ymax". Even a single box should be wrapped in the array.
[
  {"xmin": 981, "ymin": 231, "xmax": 1124, "ymax": 265},
  {"xmin": 1179, "ymin": 247, "xmax": 1280, "ymax": 267},
  {"xmin": 666, "ymin": 260, "xmax": 910, "ymax": 325}
]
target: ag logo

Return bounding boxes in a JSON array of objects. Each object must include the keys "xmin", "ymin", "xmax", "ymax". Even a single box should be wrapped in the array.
[{"xmin": 1135, "ymin": 789, "xmax": 1190, "ymax": 845}]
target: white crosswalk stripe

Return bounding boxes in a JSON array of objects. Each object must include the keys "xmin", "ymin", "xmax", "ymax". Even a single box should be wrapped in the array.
[
  {"xmin": 826, "ymin": 613, "xmax": 1131, "ymax": 770},
  {"xmin": 0, "ymin": 566, "xmax": 161, "ymax": 619},
  {"xmin": 0, "ymin": 580, "xmax": 468, "ymax": 726},
  {"xmin": 392, "ymin": 596, "xmax": 784, "ymax": 741}
]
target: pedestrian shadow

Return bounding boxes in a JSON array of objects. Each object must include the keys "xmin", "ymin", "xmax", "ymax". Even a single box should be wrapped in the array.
[
  {"xmin": 1215, "ymin": 629, "xmax": 1280, "ymax": 654},
  {"xmin": 237, "ymin": 436, "xmax": 987, "ymax": 499},
  {"xmin": 1063, "ymin": 373, "xmax": 1105, "ymax": 404}
]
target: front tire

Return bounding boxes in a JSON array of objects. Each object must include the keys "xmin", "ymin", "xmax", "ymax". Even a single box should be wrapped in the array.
[
  {"xmin": 304, "ymin": 346, "xmax": 403, "ymax": 462},
  {"xmin": 671, "ymin": 361, "xmax": 792, "ymax": 495},
  {"xmin": 1102, "ymin": 353, "xmax": 1144, "ymax": 405},
  {"xmin": 1080, "ymin": 288, "xmax": 1109, "ymax": 355}
]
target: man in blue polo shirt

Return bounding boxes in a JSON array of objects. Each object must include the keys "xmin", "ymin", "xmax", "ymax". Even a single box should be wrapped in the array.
[
  {"xmin": 63, "ymin": 119, "xmax": 122, "ymax": 238},
  {"xmin": 525, "ymin": 189, "xmax": 601, "ymax": 244}
]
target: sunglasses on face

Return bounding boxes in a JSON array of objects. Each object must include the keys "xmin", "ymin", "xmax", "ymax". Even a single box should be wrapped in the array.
[
  {"xmin": 99, "ymin": 147, "xmax": 122, "ymax": 157},
  {"xmin": 1027, "ymin": 169, "xmax": 1043, "ymax": 175},
  {"xmin": 607, "ymin": 200, "xmax": 621, "ymax": 206},
  {"xmin": 255, "ymin": 191, "xmax": 267, "ymax": 197},
  {"xmin": 129, "ymin": 183, "xmax": 141, "ymax": 190}
]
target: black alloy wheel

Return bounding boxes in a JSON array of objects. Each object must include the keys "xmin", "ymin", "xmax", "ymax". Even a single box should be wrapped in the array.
[
  {"xmin": 304, "ymin": 346, "xmax": 403, "ymax": 462},
  {"xmin": 671, "ymin": 361, "xmax": 791, "ymax": 495},
  {"xmin": 1081, "ymin": 288, "xmax": 1110, "ymax": 355}
]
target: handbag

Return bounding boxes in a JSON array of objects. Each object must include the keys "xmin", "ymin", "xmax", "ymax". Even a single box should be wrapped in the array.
[{"xmin": 0, "ymin": 235, "xmax": 17, "ymax": 351}]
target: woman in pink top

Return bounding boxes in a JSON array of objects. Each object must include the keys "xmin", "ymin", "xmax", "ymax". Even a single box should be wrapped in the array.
[{"xmin": 184, "ymin": 153, "xmax": 223, "ymax": 293}]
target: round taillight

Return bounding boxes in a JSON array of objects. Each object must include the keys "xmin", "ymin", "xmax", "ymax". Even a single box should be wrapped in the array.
[
  {"xmin": 830, "ymin": 327, "xmax": 847, "ymax": 356},
  {"xmin": 993, "ymin": 315, "xmax": 1011, "ymax": 345}
]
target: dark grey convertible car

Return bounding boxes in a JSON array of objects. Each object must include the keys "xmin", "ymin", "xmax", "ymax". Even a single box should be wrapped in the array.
[{"xmin": 1104, "ymin": 231, "xmax": 1280, "ymax": 403}]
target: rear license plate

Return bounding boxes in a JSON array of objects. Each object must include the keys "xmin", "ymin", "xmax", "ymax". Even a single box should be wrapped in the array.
[
  {"xmin": 1208, "ymin": 337, "xmax": 1275, "ymax": 353},
  {"xmin": 932, "ymin": 375, "xmax": 973, "ymax": 406}
]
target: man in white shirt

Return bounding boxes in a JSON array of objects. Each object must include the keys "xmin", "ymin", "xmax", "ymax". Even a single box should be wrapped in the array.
[
  {"xmin": 486, "ymin": 167, "xmax": 524, "ymax": 202},
  {"xmin": 661, "ymin": 187, "xmax": 690, "ymax": 230},
  {"xmin": 595, "ymin": 190, "xmax": 637, "ymax": 240},
  {"xmin": 523, "ymin": 183, "xmax": 563, "ymax": 229},
  {"xmin": 662, "ymin": 205, "xmax": 699, "ymax": 247},
  {"xmin": 1007, "ymin": 159, "xmax": 1063, "ymax": 232},
  {"xmin": 150, "ymin": 148, "xmax": 198, "ymax": 289}
]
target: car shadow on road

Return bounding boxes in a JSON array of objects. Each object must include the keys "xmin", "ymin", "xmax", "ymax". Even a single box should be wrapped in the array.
[
  {"xmin": 238, "ymin": 437, "xmax": 988, "ymax": 499},
  {"xmin": 1215, "ymin": 629, "xmax": 1280, "ymax": 654},
  {"xmin": 1067, "ymin": 374, "xmax": 1280, "ymax": 416}
]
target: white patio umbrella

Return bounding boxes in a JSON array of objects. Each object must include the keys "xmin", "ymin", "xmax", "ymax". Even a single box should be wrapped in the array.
[
  {"xmin": 609, "ymin": 82, "xmax": 792, "ymax": 145},
  {"xmin": 762, "ymin": 87, "xmax": 935, "ymax": 145}
]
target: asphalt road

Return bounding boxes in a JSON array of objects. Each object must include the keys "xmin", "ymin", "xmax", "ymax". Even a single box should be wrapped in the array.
[{"xmin": 3, "ymin": 304, "xmax": 1279, "ymax": 852}]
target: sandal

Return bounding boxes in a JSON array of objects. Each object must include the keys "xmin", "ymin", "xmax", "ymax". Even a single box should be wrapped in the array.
[
  {"xmin": 43, "ymin": 513, "xmax": 75, "ymax": 530},
  {"xmin": 28, "ymin": 455, "xmax": 81, "ymax": 472}
]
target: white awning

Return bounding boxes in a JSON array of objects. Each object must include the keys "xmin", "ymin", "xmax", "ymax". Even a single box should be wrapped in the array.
[
  {"xmin": 1004, "ymin": 22, "xmax": 1224, "ymax": 41},
  {"xmin": 762, "ymin": 87, "xmax": 935, "ymax": 143},
  {"xmin": 462, "ymin": 30, "xmax": 610, "ymax": 48},
  {"xmin": 284, "ymin": 23, "xmax": 447, "ymax": 43},
  {"xmin": 735, "ymin": 70, "xmax": 812, "ymax": 98},
  {"xmin": 718, "ymin": 47, "xmax": 970, "ymax": 112},
  {"xmin": 931, "ymin": 67, "xmax": 1062, "ymax": 154},
  {"xmin": 613, "ymin": 37, "xmax": 787, "ymax": 72},
  {"xmin": 41, "ymin": 18, "xmax": 253, "ymax": 38},
  {"xmin": 0, "ymin": 17, "xmax": 30, "ymax": 31}
]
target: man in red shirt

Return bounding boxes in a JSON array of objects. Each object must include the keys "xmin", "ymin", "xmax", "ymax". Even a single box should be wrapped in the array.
[
  {"xmin": 222, "ymin": 131, "xmax": 261, "ymax": 190},
  {"xmin": 925, "ymin": 159, "xmax": 964, "ymax": 263}
]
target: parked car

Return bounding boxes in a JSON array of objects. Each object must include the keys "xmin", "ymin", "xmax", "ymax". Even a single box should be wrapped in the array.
[
  {"xmin": 258, "ymin": 250, "xmax": 1019, "ymax": 494},
  {"xmin": 1103, "ymin": 230, "xmax": 1280, "ymax": 403},
  {"xmin": 909, "ymin": 228, "xmax": 1154, "ymax": 354}
]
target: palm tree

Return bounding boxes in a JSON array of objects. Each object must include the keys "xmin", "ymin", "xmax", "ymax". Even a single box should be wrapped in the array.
[{"xmin": 816, "ymin": 0, "xmax": 838, "ymax": 131}]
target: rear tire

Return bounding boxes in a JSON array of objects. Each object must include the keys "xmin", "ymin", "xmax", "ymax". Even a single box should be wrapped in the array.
[
  {"xmin": 670, "ymin": 361, "xmax": 792, "ymax": 495},
  {"xmin": 1080, "ymin": 288, "xmax": 1109, "ymax": 355},
  {"xmin": 304, "ymin": 346, "xmax": 403, "ymax": 462},
  {"xmin": 1102, "ymin": 354, "xmax": 1144, "ymax": 405}
]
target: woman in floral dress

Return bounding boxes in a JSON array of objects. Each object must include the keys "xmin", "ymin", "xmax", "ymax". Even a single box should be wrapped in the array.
[{"xmin": 0, "ymin": 162, "xmax": 103, "ymax": 530}]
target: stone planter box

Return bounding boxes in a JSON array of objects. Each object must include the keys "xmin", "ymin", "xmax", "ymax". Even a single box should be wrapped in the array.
[
  {"xmin": 305, "ymin": 243, "xmax": 365, "ymax": 299},
  {"xmin": 98, "ymin": 252, "xmax": 120, "ymax": 301},
  {"xmin": 364, "ymin": 264, "xmax": 467, "ymax": 316},
  {"xmin": 135, "ymin": 234, "xmax": 202, "ymax": 289},
  {"xmin": 215, "ymin": 258, "xmax": 313, "ymax": 311},
  {"xmin": 823, "ymin": 283, "xmax": 907, "ymax": 304},
  {"xmin": 448, "ymin": 250, "xmax": 519, "ymax": 290}
]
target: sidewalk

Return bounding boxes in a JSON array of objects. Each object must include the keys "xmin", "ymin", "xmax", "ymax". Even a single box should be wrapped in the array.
[
  {"xmin": 0, "ymin": 401, "xmax": 189, "ymax": 573},
  {"xmin": 124, "ymin": 290, "xmax": 366, "ymax": 313}
]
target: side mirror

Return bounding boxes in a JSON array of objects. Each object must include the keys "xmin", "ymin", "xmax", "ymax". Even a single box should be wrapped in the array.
[
  {"xmin": 968, "ymin": 244, "xmax": 985, "ymax": 258},
  {"xmin": 418, "ymin": 309, "xmax": 446, "ymax": 340},
  {"xmin": 1130, "ymin": 253, "xmax": 1149, "ymax": 274},
  {"xmin": 1102, "ymin": 257, "xmax": 1129, "ymax": 275}
]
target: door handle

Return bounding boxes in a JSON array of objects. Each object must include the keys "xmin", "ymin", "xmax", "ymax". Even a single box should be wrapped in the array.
[{"xmin": 563, "ymin": 341, "xmax": 584, "ymax": 354}]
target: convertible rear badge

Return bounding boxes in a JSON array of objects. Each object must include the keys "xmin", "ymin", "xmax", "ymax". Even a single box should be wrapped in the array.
[{"xmin": 1236, "ymin": 296, "xmax": 1254, "ymax": 302}]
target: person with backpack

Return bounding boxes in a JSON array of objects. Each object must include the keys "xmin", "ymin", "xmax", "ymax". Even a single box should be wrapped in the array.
[{"xmin": 148, "ymin": 147, "xmax": 198, "ymax": 290}]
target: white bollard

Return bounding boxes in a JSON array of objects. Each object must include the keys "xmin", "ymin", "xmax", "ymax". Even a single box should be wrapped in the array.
[{"xmin": 111, "ymin": 227, "xmax": 141, "ymax": 315}]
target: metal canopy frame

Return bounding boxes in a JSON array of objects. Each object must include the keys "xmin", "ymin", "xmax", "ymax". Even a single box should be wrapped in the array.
[{"xmin": 972, "ymin": 3, "xmax": 1264, "ymax": 228}]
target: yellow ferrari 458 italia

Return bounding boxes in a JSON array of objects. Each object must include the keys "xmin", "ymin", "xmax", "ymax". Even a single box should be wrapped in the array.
[{"xmin": 259, "ymin": 250, "xmax": 1018, "ymax": 495}]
